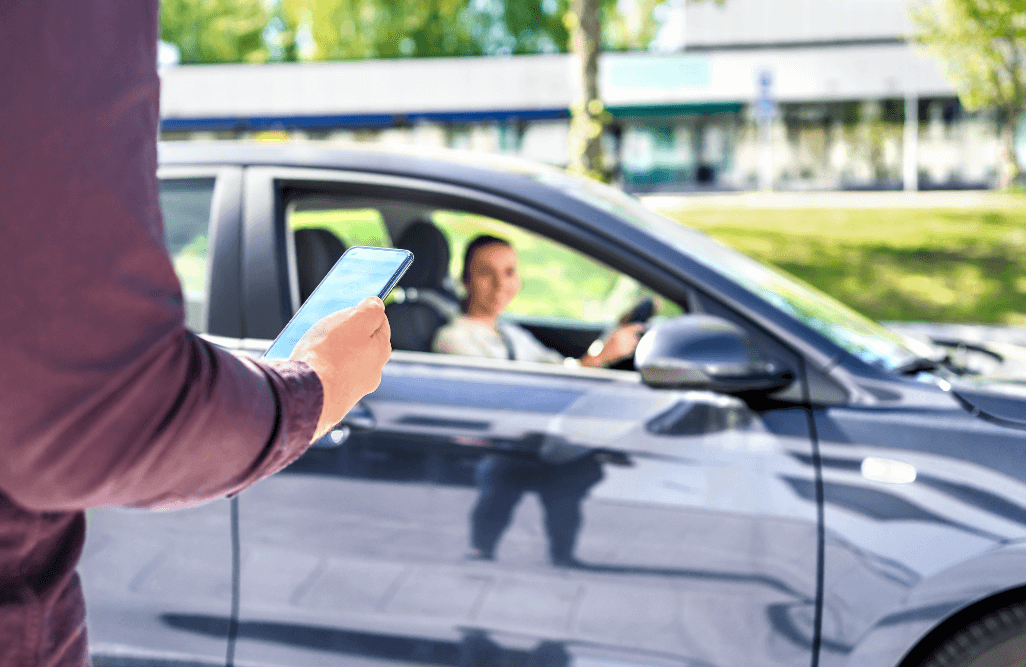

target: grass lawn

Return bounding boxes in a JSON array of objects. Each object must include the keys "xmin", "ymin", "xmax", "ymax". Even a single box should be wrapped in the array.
[{"xmin": 653, "ymin": 204, "xmax": 1026, "ymax": 326}]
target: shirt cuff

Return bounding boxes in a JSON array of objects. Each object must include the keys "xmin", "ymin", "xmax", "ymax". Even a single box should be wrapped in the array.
[{"xmin": 227, "ymin": 358, "xmax": 323, "ymax": 494}]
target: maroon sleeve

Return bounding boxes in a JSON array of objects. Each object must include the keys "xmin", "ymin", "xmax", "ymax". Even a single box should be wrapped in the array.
[{"xmin": 0, "ymin": 3, "xmax": 323, "ymax": 512}]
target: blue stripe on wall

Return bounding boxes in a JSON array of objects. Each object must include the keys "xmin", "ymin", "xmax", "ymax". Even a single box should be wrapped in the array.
[{"xmin": 161, "ymin": 108, "xmax": 571, "ymax": 133}]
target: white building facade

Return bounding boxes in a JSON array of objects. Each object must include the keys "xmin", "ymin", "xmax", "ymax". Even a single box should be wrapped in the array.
[{"xmin": 159, "ymin": 0, "xmax": 1012, "ymax": 192}]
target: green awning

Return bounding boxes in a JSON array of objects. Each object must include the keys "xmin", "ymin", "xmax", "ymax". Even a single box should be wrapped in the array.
[{"xmin": 608, "ymin": 102, "xmax": 744, "ymax": 118}]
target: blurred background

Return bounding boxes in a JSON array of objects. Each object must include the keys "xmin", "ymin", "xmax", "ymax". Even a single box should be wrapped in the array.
[{"xmin": 157, "ymin": 0, "xmax": 1026, "ymax": 328}]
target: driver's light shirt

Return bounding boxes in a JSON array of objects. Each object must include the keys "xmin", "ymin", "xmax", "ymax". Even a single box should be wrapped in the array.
[{"xmin": 433, "ymin": 316, "xmax": 566, "ymax": 364}]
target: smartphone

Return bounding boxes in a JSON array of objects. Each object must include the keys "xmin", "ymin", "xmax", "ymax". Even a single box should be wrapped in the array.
[{"xmin": 263, "ymin": 246, "xmax": 413, "ymax": 360}]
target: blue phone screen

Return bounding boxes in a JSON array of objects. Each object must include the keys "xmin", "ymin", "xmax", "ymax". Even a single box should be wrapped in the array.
[{"xmin": 264, "ymin": 246, "xmax": 412, "ymax": 360}]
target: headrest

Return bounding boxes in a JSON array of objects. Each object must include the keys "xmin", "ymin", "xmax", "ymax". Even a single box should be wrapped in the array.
[
  {"xmin": 294, "ymin": 227, "xmax": 346, "ymax": 302},
  {"xmin": 395, "ymin": 219, "xmax": 450, "ymax": 289}
]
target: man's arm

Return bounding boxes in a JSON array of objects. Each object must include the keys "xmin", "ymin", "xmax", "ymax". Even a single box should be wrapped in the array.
[{"xmin": 0, "ymin": 2, "xmax": 344, "ymax": 512}]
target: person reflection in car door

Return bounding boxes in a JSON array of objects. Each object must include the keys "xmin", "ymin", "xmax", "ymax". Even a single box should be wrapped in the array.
[{"xmin": 432, "ymin": 235, "xmax": 642, "ymax": 565}]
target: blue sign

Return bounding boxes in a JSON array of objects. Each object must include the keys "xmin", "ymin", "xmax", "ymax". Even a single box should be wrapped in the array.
[{"xmin": 755, "ymin": 69, "xmax": 777, "ymax": 121}]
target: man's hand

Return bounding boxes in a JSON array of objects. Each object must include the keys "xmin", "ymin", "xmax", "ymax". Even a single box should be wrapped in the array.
[{"xmin": 290, "ymin": 297, "xmax": 391, "ymax": 440}]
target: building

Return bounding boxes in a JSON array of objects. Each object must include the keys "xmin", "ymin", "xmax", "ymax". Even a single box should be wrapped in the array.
[{"xmin": 159, "ymin": 0, "xmax": 1014, "ymax": 192}]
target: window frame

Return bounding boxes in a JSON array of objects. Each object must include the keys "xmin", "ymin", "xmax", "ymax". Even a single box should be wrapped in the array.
[
  {"xmin": 241, "ymin": 166, "xmax": 694, "ymax": 342},
  {"xmin": 158, "ymin": 165, "xmax": 244, "ymax": 337}
]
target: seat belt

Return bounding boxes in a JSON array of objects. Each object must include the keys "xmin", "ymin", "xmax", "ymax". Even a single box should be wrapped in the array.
[{"xmin": 496, "ymin": 325, "xmax": 517, "ymax": 361}]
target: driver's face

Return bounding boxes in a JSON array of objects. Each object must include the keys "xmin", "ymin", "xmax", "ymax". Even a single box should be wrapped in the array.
[{"xmin": 464, "ymin": 243, "xmax": 521, "ymax": 318}]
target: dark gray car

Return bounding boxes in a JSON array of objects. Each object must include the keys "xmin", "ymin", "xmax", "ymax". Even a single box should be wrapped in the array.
[{"xmin": 81, "ymin": 142, "xmax": 1026, "ymax": 667}]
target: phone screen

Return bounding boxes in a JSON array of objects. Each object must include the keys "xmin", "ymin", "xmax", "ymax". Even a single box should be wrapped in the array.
[{"xmin": 263, "ymin": 246, "xmax": 413, "ymax": 360}]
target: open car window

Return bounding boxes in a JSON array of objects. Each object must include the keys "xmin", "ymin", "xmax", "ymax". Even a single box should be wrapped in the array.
[
  {"xmin": 280, "ymin": 191, "xmax": 683, "ymax": 366},
  {"xmin": 431, "ymin": 210, "xmax": 683, "ymax": 325}
]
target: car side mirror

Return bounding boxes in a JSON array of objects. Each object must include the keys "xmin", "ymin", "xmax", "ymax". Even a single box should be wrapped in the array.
[{"xmin": 635, "ymin": 315, "xmax": 795, "ymax": 396}]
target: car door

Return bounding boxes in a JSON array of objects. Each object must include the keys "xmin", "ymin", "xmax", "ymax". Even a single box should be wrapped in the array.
[
  {"xmin": 78, "ymin": 165, "xmax": 244, "ymax": 664},
  {"xmin": 222, "ymin": 166, "xmax": 826, "ymax": 667}
]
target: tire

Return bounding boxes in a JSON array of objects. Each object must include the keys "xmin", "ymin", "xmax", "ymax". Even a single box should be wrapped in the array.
[{"xmin": 920, "ymin": 601, "xmax": 1026, "ymax": 667}]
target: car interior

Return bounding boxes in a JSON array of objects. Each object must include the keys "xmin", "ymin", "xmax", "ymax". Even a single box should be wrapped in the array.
[{"xmin": 285, "ymin": 195, "xmax": 685, "ymax": 370}]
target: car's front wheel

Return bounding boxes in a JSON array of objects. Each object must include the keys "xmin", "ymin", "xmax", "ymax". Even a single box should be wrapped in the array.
[{"xmin": 919, "ymin": 601, "xmax": 1026, "ymax": 667}]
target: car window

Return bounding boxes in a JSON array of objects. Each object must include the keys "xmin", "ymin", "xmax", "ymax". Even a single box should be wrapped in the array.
[
  {"xmin": 285, "ymin": 200, "xmax": 393, "ymax": 305},
  {"xmin": 432, "ymin": 210, "xmax": 682, "ymax": 323},
  {"xmin": 288, "ymin": 203, "xmax": 390, "ymax": 248},
  {"xmin": 159, "ymin": 177, "xmax": 215, "ymax": 332}
]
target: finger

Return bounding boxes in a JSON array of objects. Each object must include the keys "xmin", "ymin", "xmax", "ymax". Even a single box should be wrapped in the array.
[
  {"xmin": 377, "ymin": 314, "xmax": 391, "ymax": 340},
  {"xmin": 345, "ymin": 299, "xmax": 387, "ymax": 336}
]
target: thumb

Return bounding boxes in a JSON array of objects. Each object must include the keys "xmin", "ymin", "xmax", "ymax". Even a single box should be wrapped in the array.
[{"xmin": 351, "ymin": 296, "xmax": 387, "ymax": 332}]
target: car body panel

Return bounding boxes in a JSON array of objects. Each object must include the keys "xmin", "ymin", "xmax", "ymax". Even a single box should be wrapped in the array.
[
  {"xmin": 813, "ymin": 398, "xmax": 1026, "ymax": 666},
  {"xmin": 232, "ymin": 353, "xmax": 820, "ymax": 667}
]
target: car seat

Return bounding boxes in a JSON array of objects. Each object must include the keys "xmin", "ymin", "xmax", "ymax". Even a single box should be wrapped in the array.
[
  {"xmin": 294, "ymin": 227, "xmax": 347, "ymax": 304},
  {"xmin": 386, "ymin": 220, "xmax": 462, "ymax": 352}
]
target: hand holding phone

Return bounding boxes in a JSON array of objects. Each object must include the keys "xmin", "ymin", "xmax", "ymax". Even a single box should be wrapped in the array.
[
  {"xmin": 264, "ymin": 246, "xmax": 413, "ymax": 360},
  {"xmin": 265, "ymin": 246, "xmax": 413, "ymax": 439},
  {"xmin": 290, "ymin": 298, "xmax": 391, "ymax": 439}
]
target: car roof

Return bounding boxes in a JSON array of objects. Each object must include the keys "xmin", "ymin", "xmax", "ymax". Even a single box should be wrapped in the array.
[{"xmin": 159, "ymin": 141, "xmax": 568, "ymax": 195}]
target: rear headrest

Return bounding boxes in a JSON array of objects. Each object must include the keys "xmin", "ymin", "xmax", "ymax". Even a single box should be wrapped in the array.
[
  {"xmin": 395, "ymin": 220, "xmax": 450, "ymax": 289},
  {"xmin": 294, "ymin": 227, "xmax": 346, "ymax": 303}
]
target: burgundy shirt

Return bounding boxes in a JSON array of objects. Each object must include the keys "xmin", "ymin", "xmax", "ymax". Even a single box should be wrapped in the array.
[{"xmin": 0, "ymin": 3, "xmax": 324, "ymax": 665}]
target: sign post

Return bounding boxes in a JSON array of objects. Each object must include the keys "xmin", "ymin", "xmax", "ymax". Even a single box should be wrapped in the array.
[{"xmin": 755, "ymin": 70, "xmax": 777, "ymax": 191}]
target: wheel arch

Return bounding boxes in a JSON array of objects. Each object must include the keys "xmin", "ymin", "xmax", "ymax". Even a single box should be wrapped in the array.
[
  {"xmin": 841, "ymin": 542, "xmax": 1026, "ymax": 667},
  {"xmin": 895, "ymin": 585, "xmax": 1026, "ymax": 667}
]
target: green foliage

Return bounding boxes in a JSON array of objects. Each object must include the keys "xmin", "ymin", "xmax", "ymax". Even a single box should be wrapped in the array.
[
  {"xmin": 498, "ymin": 0, "xmax": 571, "ymax": 54},
  {"xmin": 161, "ymin": 0, "xmax": 270, "ymax": 64},
  {"xmin": 912, "ymin": 0, "xmax": 1026, "ymax": 113},
  {"xmin": 655, "ymin": 204, "xmax": 1026, "ymax": 325},
  {"xmin": 306, "ymin": 0, "xmax": 483, "ymax": 59},
  {"xmin": 601, "ymin": 0, "xmax": 663, "ymax": 51},
  {"xmin": 161, "ymin": 0, "xmax": 690, "ymax": 65},
  {"xmin": 912, "ymin": 0, "xmax": 1026, "ymax": 180}
]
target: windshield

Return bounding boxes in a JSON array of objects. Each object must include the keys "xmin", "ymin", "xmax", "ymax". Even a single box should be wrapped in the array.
[{"xmin": 533, "ymin": 171, "xmax": 920, "ymax": 371}]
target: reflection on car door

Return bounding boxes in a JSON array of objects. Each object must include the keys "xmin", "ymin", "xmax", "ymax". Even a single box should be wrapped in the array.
[{"xmin": 230, "ymin": 352, "xmax": 821, "ymax": 667}]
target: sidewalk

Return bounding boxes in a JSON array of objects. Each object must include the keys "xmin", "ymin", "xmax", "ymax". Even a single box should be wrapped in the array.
[{"xmin": 642, "ymin": 190, "xmax": 1026, "ymax": 210}]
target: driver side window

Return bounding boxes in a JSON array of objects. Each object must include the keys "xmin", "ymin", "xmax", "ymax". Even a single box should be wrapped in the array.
[
  {"xmin": 431, "ymin": 210, "xmax": 682, "ymax": 325},
  {"xmin": 280, "ymin": 191, "xmax": 683, "ymax": 365},
  {"xmin": 422, "ymin": 210, "xmax": 683, "ymax": 364}
]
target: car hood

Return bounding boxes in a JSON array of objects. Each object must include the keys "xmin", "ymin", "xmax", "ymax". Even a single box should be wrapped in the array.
[{"xmin": 949, "ymin": 378, "xmax": 1026, "ymax": 431}]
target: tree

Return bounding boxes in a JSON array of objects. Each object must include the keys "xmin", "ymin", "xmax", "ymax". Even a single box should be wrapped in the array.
[
  {"xmin": 566, "ymin": 0, "xmax": 722, "ymax": 181},
  {"xmin": 299, "ymin": 0, "xmax": 484, "ymax": 59},
  {"xmin": 912, "ymin": 0, "xmax": 1026, "ymax": 186},
  {"xmin": 161, "ymin": 0, "xmax": 270, "ymax": 64},
  {"xmin": 565, "ymin": 0, "xmax": 604, "ymax": 180}
]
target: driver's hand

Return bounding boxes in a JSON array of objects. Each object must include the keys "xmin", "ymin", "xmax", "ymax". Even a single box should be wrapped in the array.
[
  {"xmin": 582, "ymin": 323, "xmax": 644, "ymax": 367},
  {"xmin": 603, "ymin": 323, "xmax": 645, "ymax": 364},
  {"xmin": 290, "ymin": 297, "xmax": 391, "ymax": 440}
]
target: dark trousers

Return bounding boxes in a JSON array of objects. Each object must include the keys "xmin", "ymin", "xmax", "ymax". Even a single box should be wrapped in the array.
[{"xmin": 470, "ymin": 453, "xmax": 604, "ymax": 561}]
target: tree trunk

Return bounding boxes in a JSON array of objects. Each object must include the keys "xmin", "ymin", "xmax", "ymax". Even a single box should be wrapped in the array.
[
  {"xmin": 1000, "ymin": 109, "xmax": 1022, "ymax": 188},
  {"xmin": 567, "ymin": 0, "xmax": 605, "ymax": 180}
]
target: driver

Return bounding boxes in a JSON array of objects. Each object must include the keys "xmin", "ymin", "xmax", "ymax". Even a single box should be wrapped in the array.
[{"xmin": 432, "ymin": 234, "xmax": 643, "ymax": 366}]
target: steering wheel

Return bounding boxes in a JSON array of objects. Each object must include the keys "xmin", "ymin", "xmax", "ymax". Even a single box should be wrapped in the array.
[
  {"xmin": 600, "ymin": 297, "xmax": 657, "ymax": 371},
  {"xmin": 620, "ymin": 297, "xmax": 656, "ymax": 326}
]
